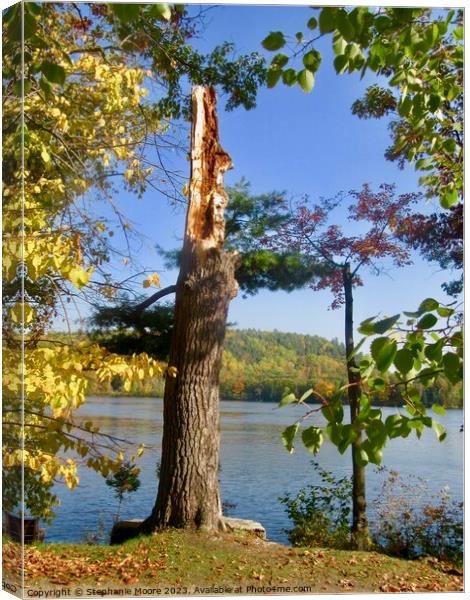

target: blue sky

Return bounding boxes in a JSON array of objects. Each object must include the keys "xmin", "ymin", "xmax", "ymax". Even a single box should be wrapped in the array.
[{"xmin": 66, "ymin": 3, "xmax": 458, "ymax": 342}]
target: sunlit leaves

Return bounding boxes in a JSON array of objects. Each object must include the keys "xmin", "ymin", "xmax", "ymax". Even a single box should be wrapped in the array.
[
  {"xmin": 370, "ymin": 337, "xmax": 397, "ymax": 372},
  {"xmin": 302, "ymin": 49, "xmax": 322, "ymax": 71},
  {"xmin": 2, "ymin": 1, "xmax": 167, "ymax": 520},
  {"xmin": 148, "ymin": 3, "xmax": 172, "ymax": 21},
  {"xmin": 282, "ymin": 423, "xmax": 299, "ymax": 453},
  {"xmin": 143, "ymin": 272, "xmax": 161, "ymax": 289},
  {"xmin": 298, "ymin": 69, "xmax": 315, "ymax": 93},
  {"xmin": 279, "ymin": 392, "xmax": 297, "ymax": 407},
  {"xmin": 261, "ymin": 7, "xmax": 462, "ymax": 207},
  {"xmin": 302, "ymin": 426, "xmax": 323, "ymax": 454}
]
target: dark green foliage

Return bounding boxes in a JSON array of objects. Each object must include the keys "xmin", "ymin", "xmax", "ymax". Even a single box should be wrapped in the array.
[
  {"xmin": 90, "ymin": 301, "xmax": 174, "ymax": 361},
  {"xmin": 159, "ymin": 180, "xmax": 327, "ymax": 297},
  {"xmin": 225, "ymin": 181, "xmax": 327, "ymax": 295},
  {"xmin": 371, "ymin": 468, "xmax": 463, "ymax": 565},
  {"xmin": 280, "ymin": 462, "xmax": 352, "ymax": 548}
]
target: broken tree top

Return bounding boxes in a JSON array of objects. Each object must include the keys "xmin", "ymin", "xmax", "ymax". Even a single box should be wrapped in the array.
[{"xmin": 186, "ymin": 86, "xmax": 233, "ymax": 250}]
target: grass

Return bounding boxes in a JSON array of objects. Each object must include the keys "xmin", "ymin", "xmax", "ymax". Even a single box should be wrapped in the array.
[{"xmin": 2, "ymin": 529, "xmax": 463, "ymax": 595}]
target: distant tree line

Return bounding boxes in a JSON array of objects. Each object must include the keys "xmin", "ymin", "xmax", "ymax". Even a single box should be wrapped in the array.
[{"xmin": 82, "ymin": 324, "xmax": 462, "ymax": 408}]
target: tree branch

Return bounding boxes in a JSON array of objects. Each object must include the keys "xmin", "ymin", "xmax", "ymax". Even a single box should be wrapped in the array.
[{"xmin": 131, "ymin": 284, "xmax": 177, "ymax": 314}]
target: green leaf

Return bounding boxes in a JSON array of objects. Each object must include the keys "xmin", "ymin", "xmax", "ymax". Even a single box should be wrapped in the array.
[
  {"xmin": 282, "ymin": 423, "xmax": 299, "ymax": 453},
  {"xmin": 319, "ymin": 8, "xmax": 337, "ymax": 34},
  {"xmin": 299, "ymin": 388, "xmax": 313, "ymax": 403},
  {"xmin": 40, "ymin": 60, "xmax": 66, "ymax": 85},
  {"xmin": 333, "ymin": 34, "xmax": 347, "ymax": 56},
  {"xmin": 431, "ymin": 403, "xmax": 446, "ymax": 417},
  {"xmin": 282, "ymin": 69, "xmax": 297, "ymax": 86},
  {"xmin": 427, "ymin": 94, "xmax": 441, "ymax": 112},
  {"xmin": 271, "ymin": 53, "xmax": 289, "ymax": 68},
  {"xmin": 385, "ymin": 414, "xmax": 410, "ymax": 439},
  {"xmin": 356, "ymin": 448, "xmax": 369, "ymax": 467},
  {"xmin": 393, "ymin": 348, "xmax": 414, "ymax": 375},
  {"xmin": 110, "ymin": 3, "xmax": 141, "ymax": 22},
  {"xmin": 25, "ymin": 3, "xmax": 42, "ymax": 16},
  {"xmin": 361, "ymin": 439, "xmax": 383, "ymax": 465},
  {"xmin": 297, "ymin": 69, "xmax": 315, "ymax": 93},
  {"xmin": 148, "ymin": 4, "xmax": 172, "ymax": 20},
  {"xmin": 418, "ymin": 297, "xmax": 439, "ymax": 313},
  {"xmin": 391, "ymin": 8, "xmax": 415, "ymax": 23},
  {"xmin": 441, "ymin": 188, "xmax": 459, "ymax": 208},
  {"xmin": 295, "ymin": 32, "xmax": 303, "ymax": 44},
  {"xmin": 39, "ymin": 76, "xmax": 53, "ymax": 99},
  {"xmin": 372, "ymin": 314, "xmax": 400, "ymax": 334},
  {"xmin": 424, "ymin": 341, "xmax": 443, "ymax": 362},
  {"xmin": 326, "ymin": 422, "xmax": 342, "ymax": 446},
  {"xmin": 13, "ymin": 80, "xmax": 32, "ymax": 96},
  {"xmin": 358, "ymin": 316, "xmax": 377, "ymax": 336},
  {"xmin": 8, "ymin": 10, "xmax": 37, "ymax": 42},
  {"xmin": 417, "ymin": 313, "xmax": 438, "ymax": 330},
  {"xmin": 453, "ymin": 26, "xmax": 463, "ymax": 41},
  {"xmin": 301, "ymin": 426, "xmax": 323, "ymax": 454},
  {"xmin": 442, "ymin": 352, "xmax": 462, "ymax": 384},
  {"xmin": 302, "ymin": 49, "xmax": 322, "ymax": 72},
  {"xmin": 262, "ymin": 31, "xmax": 286, "ymax": 51},
  {"xmin": 370, "ymin": 377, "xmax": 386, "ymax": 392},
  {"xmin": 266, "ymin": 68, "xmax": 282, "ymax": 88},
  {"xmin": 371, "ymin": 337, "xmax": 397, "ymax": 373},
  {"xmin": 24, "ymin": 12, "xmax": 38, "ymax": 39},
  {"xmin": 337, "ymin": 424, "xmax": 356, "ymax": 454},
  {"xmin": 347, "ymin": 337, "xmax": 366, "ymax": 361},
  {"xmin": 321, "ymin": 404, "xmax": 335, "ymax": 423},
  {"xmin": 432, "ymin": 420, "xmax": 447, "ymax": 442},
  {"xmin": 279, "ymin": 392, "xmax": 297, "ymax": 408},
  {"xmin": 307, "ymin": 17, "xmax": 318, "ymax": 30},
  {"xmin": 336, "ymin": 9, "xmax": 355, "ymax": 42},
  {"xmin": 436, "ymin": 305, "xmax": 454, "ymax": 317},
  {"xmin": 333, "ymin": 55, "xmax": 348, "ymax": 74}
]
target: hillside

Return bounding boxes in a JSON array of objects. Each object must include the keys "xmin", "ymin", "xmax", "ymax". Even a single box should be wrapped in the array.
[
  {"xmin": 220, "ymin": 329, "xmax": 346, "ymax": 402},
  {"xmin": 52, "ymin": 328, "xmax": 461, "ymax": 407}
]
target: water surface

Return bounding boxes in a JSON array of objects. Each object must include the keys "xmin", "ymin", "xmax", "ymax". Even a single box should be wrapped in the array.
[{"xmin": 46, "ymin": 397, "xmax": 463, "ymax": 544}]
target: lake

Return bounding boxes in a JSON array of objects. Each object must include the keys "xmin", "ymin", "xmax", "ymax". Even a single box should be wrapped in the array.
[{"xmin": 45, "ymin": 397, "xmax": 464, "ymax": 544}]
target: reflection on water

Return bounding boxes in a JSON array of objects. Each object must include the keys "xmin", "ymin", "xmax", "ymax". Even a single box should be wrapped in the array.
[{"xmin": 46, "ymin": 397, "xmax": 463, "ymax": 544}]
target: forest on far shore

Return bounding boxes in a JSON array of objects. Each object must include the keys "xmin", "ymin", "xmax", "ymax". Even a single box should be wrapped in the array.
[{"xmin": 81, "ymin": 328, "xmax": 462, "ymax": 408}]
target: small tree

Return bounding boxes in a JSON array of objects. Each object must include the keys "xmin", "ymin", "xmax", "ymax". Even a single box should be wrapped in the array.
[
  {"xmin": 106, "ymin": 462, "xmax": 141, "ymax": 523},
  {"xmin": 274, "ymin": 183, "xmax": 418, "ymax": 548}
]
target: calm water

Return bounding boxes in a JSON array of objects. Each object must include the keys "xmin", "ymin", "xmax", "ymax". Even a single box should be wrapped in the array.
[{"xmin": 46, "ymin": 397, "xmax": 464, "ymax": 544}]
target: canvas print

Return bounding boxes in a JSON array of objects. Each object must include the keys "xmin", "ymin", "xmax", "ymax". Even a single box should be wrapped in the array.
[{"xmin": 2, "ymin": 2, "xmax": 464, "ymax": 598}]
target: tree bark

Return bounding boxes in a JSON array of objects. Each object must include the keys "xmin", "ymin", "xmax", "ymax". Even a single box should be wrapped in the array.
[
  {"xmin": 342, "ymin": 264, "xmax": 371, "ymax": 550},
  {"xmin": 142, "ymin": 86, "xmax": 238, "ymax": 533}
]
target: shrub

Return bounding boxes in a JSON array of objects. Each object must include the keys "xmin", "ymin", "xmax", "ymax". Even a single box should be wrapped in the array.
[
  {"xmin": 280, "ymin": 462, "xmax": 352, "ymax": 549},
  {"xmin": 281, "ymin": 463, "xmax": 462, "ymax": 566},
  {"xmin": 105, "ymin": 462, "xmax": 141, "ymax": 522},
  {"xmin": 371, "ymin": 467, "xmax": 463, "ymax": 565}
]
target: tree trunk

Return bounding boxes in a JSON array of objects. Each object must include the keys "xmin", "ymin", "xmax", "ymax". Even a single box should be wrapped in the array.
[
  {"xmin": 342, "ymin": 264, "xmax": 371, "ymax": 550},
  {"xmin": 142, "ymin": 86, "xmax": 238, "ymax": 533}
]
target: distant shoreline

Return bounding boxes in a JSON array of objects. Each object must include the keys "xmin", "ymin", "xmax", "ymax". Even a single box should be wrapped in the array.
[{"xmin": 86, "ymin": 394, "xmax": 462, "ymax": 410}]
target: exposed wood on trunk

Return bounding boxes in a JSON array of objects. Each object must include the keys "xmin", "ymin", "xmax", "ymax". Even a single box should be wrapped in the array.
[{"xmin": 141, "ymin": 86, "xmax": 239, "ymax": 534}]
